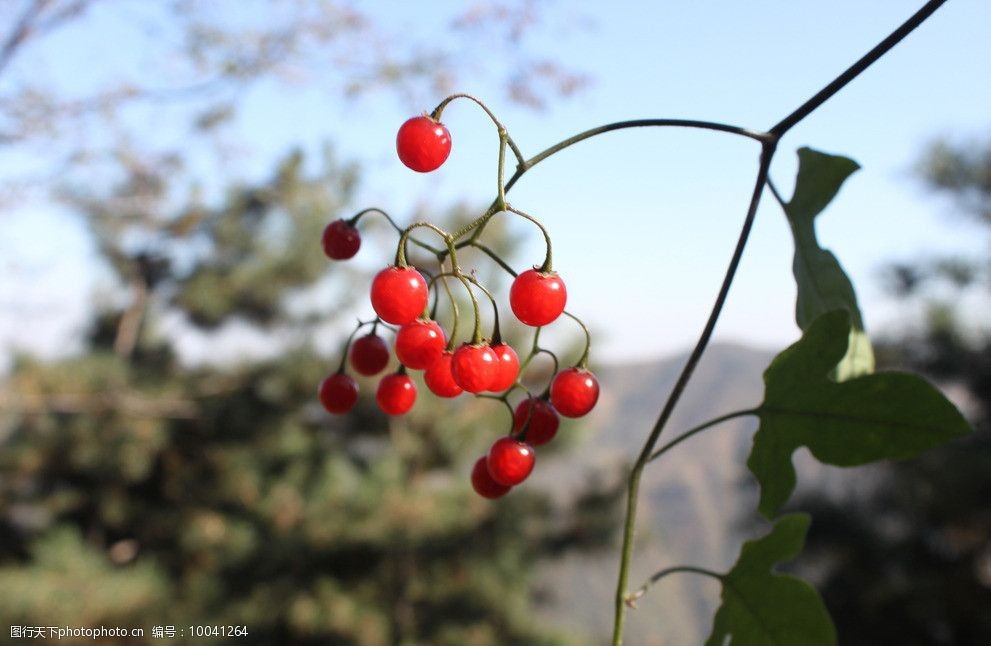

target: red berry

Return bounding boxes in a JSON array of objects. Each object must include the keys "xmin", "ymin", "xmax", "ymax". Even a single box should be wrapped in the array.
[
  {"xmin": 395, "ymin": 318, "xmax": 446, "ymax": 370},
  {"xmin": 451, "ymin": 343, "xmax": 498, "ymax": 394},
  {"xmin": 549, "ymin": 367, "xmax": 599, "ymax": 418},
  {"xmin": 424, "ymin": 350, "xmax": 464, "ymax": 398},
  {"xmin": 376, "ymin": 372, "xmax": 417, "ymax": 415},
  {"xmin": 488, "ymin": 342, "xmax": 520, "ymax": 392},
  {"xmin": 509, "ymin": 269, "xmax": 567, "ymax": 327},
  {"xmin": 396, "ymin": 115, "xmax": 452, "ymax": 172},
  {"xmin": 470, "ymin": 456, "xmax": 511, "ymax": 499},
  {"xmin": 349, "ymin": 333, "xmax": 390, "ymax": 376},
  {"xmin": 486, "ymin": 437, "xmax": 535, "ymax": 486},
  {"xmin": 370, "ymin": 266, "xmax": 428, "ymax": 325},
  {"xmin": 321, "ymin": 219, "xmax": 360, "ymax": 260},
  {"xmin": 512, "ymin": 398, "xmax": 560, "ymax": 446},
  {"xmin": 318, "ymin": 373, "xmax": 359, "ymax": 414}
]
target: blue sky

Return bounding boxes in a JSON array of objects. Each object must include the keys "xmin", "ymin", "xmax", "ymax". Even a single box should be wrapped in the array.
[{"xmin": 1, "ymin": 0, "xmax": 989, "ymax": 366}]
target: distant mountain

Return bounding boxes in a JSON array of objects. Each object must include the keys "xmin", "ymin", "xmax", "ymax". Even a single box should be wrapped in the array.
[{"xmin": 533, "ymin": 342, "xmax": 774, "ymax": 645}]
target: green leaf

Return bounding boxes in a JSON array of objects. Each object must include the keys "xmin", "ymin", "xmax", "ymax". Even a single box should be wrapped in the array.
[
  {"xmin": 783, "ymin": 147, "xmax": 874, "ymax": 380},
  {"xmin": 749, "ymin": 310, "xmax": 972, "ymax": 518},
  {"xmin": 705, "ymin": 514, "xmax": 835, "ymax": 646}
]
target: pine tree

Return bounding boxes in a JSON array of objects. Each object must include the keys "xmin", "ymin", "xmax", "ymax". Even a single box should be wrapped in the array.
[{"xmin": 0, "ymin": 149, "xmax": 615, "ymax": 645}]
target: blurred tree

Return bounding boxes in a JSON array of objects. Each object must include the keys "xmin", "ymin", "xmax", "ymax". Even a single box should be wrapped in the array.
[
  {"xmin": 0, "ymin": 0, "xmax": 588, "ymax": 202},
  {"xmin": 788, "ymin": 134, "xmax": 991, "ymax": 646},
  {"xmin": 0, "ymin": 148, "xmax": 617, "ymax": 644}
]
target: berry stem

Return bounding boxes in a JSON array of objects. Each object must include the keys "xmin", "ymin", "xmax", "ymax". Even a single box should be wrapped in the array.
[
  {"xmin": 439, "ymin": 240, "xmax": 484, "ymax": 346},
  {"xmin": 468, "ymin": 241, "xmax": 518, "ymax": 277},
  {"xmin": 396, "ymin": 221, "xmax": 451, "ymax": 267},
  {"xmin": 504, "ymin": 205, "xmax": 553, "ymax": 272},
  {"xmin": 349, "ymin": 207, "xmax": 444, "ymax": 255},
  {"xmin": 438, "ymin": 270, "xmax": 459, "ymax": 351},
  {"xmin": 465, "ymin": 275, "xmax": 502, "ymax": 345},
  {"xmin": 431, "ymin": 93, "xmax": 526, "ymax": 166},
  {"xmin": 477, "ymin": 392, "xmax": 516, "ymax": 422},
  {"xmin": 335, "ymin": 318, "xmax": 379, "ymax": 374},
  {"xmin": 562, "ymin": 310, "xmax": 591, "ymax": 369}
]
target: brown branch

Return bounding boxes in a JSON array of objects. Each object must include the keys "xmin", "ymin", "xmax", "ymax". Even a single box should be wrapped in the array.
[{"xmin": 0, "ymin": 0, "xmax": 52, "ymax": 77}]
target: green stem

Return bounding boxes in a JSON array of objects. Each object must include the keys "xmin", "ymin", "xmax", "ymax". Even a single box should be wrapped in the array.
[
  {"xmin": 647, "ymin": 409, "xmax": 758, "ymax": 463},
  {"xmin": 335, "ymin": 318, "xmax": 379, "ymax": 373},
  {"xmin": 562, "ymin": 310, "xmax": 591, "ymax": 369},
  {"xmin": 610, "ymin": 142, "xmax": 775, "ymax": 646},
  {"xmin": 504, "ymin": 205, "xmax": 553, "ymax": 272},
  {"xmin": 469, "ymin": 241, "xmax": 518, "ymax": 277},
  {"xmin": 349, "ymin": 207, "xmax": 443, "ymax": 255},
  {"xmin": 496, "ymin": 133, "xmax": 508, "ymax": 211},
  {"xmin": 438, "ymin": 270, "xmax": 459, "ymax": 351},
  {"xmin": 396, "ymin": 221, "xmax": 451, "ymax": 267},
  {"xmin": 431, "ymin": 92, "xmax": 526, "ymax": 166},
  {"xmin": 624, "ymin": 566, "xmax": 723, "ymax": 609}
]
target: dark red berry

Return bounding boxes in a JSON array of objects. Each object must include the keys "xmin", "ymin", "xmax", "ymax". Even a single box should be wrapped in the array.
[
  {"xmin": 395, "ymin": 318, "xmax": 446, "ymax": 370},
  {"xmin": 549, "ymin": 367, "xmax": 599, "ymax": 418},
  {"xmin": 488, "ymin": 342, "xmax": 520, "ymax": 392},
  {"xmin": 486, "ymin": 437, "xmax": 535, "ymax": 486},
  {"xmin": 370, "ymin": 266, "xmax": 429, "ymax": 325},
  {"xmin": 451, "ymin": 343, "xmax": 498, "ymax": 394},
  {"xmin": 318, "ymin": 373, "xmax": 359, "ymax": 414},
  {"xmin": 349, "ymin": 333, "xmax": 390, "ymax": 376},
  {"xmin": 376, "ymin": 372, "xmax": 417, "ymax": 416},
  {"xmin": 424, "ymin": 350, "xmax": 464, "ymax": 398},
  {"xmin": 512, "ymin": 398, "xmax": 560, "ymax": 446},
  {"xmin": 470, "ymin": 456, "xmax": 510, "ymax": 499},
  {"xmin": 321, "ymin": 219, "xmax": 360, "ymax": 260},
  {"xmin": 509, "ymin": 269, "xmax": 567, "ymax": 327},
  {"xmin": 396, "ymin": 115, "xmax": 452, "ymax": 172}
]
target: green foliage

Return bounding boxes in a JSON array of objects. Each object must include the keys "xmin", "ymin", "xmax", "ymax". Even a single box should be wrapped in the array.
[
  {"xmin": 705, "ymin": 514, "xmax": 835, "ymax": 646},
  {"xmin": 781, "ymin": 147, "xmax": 874, "ymax": 380},
  {"xmin": 788, "ymin": 131, "xmax": 991, "ymax": 645},
  {"xmin": 747, "ymin": 309, "xmax": 971, "ymax": 518}
]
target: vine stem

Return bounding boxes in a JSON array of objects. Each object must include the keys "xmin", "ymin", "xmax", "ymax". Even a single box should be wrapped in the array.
[
  {"xmin": 624, "ymin": 566, "xmax": 723, "ymax": 609},
  {"xmin": 610, "ymin": 3, "xmax": 948, "ymax": 641},
  {"xmin": 769, "ymin": 0, "xmax": 948, "ymax": 137},
  {"xmin": 610, "ymin": 142, "xmax": 775, "ymax": 645},
  {"xmin": 647, "ymin": 408, "xmax": 758, "ymax": 463}
]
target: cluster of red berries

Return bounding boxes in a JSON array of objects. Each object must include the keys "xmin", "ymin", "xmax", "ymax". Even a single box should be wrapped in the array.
[{"xmin": 318, "ymin": 111, "xmax": 599, "ymax": 499}]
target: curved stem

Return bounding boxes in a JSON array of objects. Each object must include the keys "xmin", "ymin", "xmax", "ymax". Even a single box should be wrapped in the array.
[
  {"xmin": 397, "ymin": 221, "xmax": 451, "ymax": 267},
  {"xmin": 624, "ymin": 566, "xmax": 723, "ymax": 609},
  {"xmin": 463, "ymin": 118, "xmax": 770, "ymax": 248},
  {"xmin": 562, "ymin": 310, "xmax": 592, "ymax": 369},
  {"xmin": 335, "ymin": 318, "xmax": 378, "ymax": 373},
  {"xmin": 522, "ymin": 119, "xmax": 770, "ymax": 175},
  {"xmin": 349, "ymin": 207, "xmax": 443, "ymax": 255},
  {"xmin": 647, "ymin": 409, "xmax": 758, "ymax": 463},
  {"xmin": 611, "ymin": 142, "xmax": 775, "ymax": 646},
  {"xmin": 432, "ymin": 92, "xmax": 526, "ymax": 166},
  {"xmin": 504, "ymin": 205, "xmax": 553, "ymax": 272},
  {"xmin": 462, "ymin": 274, "xmax": 501, "ymax": 344},
  {"xmin": 469, "ymin": 241, "xmax": 519, "ymax": 277},
  {"xmin": 438, "ymin": 269, "xmax": 459, "ymax": 350}
]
